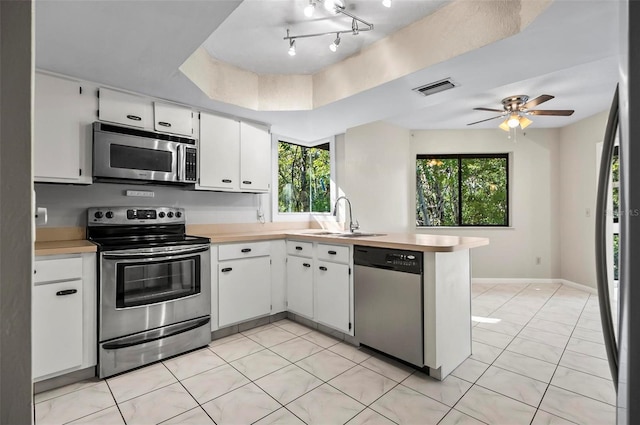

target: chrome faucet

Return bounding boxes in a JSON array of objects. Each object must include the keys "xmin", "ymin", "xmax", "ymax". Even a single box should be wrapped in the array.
[{"xmin": 333, "ymin": 196, "xmax": 359, "ymax": 233}]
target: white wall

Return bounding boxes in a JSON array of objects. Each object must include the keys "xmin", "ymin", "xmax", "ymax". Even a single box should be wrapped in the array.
[
  {"xmin": 410, "ymin": 128, "xmax": 562, "ymax": 279},
  {"xmin": 35, "ymin": 183, "xmax": 270, "ymax": 227},
  {"xmin": 559, "ymin": 110, "xmax": 609, "ymax": 288},
  {"xmin": 342, "ymin": 121, "xmax": 411, "ymax": 233}
]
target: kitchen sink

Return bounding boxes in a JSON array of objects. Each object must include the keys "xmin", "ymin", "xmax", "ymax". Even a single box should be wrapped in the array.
[
  {"xmin": 300, "ymin": 230, "xmax": 343, "ymax": 235},
  {"xmin": 336, "ymin": 232, "xmax": 386, "ymax": 238}
]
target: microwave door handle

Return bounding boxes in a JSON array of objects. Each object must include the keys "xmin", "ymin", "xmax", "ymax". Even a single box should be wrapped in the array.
[{"xmin": 176, "ymin": 144, "xmax": 184, "ymax": 182}]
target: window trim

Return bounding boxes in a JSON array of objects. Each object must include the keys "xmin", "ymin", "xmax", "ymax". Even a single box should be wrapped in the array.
[
  {"xmin": 271, "ymin": 134, "xmax": 336, "ymax": 221},
  {"xmin": 416, "ymin": 153, "xmax": 510, "ymax": 227}
]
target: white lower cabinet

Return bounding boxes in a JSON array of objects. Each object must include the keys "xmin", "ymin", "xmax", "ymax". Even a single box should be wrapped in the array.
[
  {"xmin": 33, "ymin": 279, "xmax": 83, "ymax": 378},
  {"xmin": 33, "ymin": 254, "xmax": 96, "ymax": 381},
  {"xmin": 286, "ymin": 240, "xmax": 353, "ymax": 334},
  {"xmin": 315, "ymin": 261, "xmax": 351, "ymax": 333},
  {"xmin": 218, "ymin": 250, "xmax": 271, "ymax": 327},
  {"xmin": 286, "ymin": 255, "xmax": 314, "ymax": 318}
]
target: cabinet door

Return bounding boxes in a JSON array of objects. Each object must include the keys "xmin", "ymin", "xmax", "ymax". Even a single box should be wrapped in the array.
[
  {"xmin": 270, "ymin": 240, "xmax": 287, "ymax": 314},
  {"xmin": 34, "ymin": 73, "xmax": 91, "ymax": 183},
  {"xmin": 32, "ymin": 280, "xmax": 83, "ymax": 379},
  {"xmin": 240, "ymin": 122, "xmax": 271, "ymax": 192},
  {"xmin": 315, "ymin": 261, "xmax": 350, "ymax": 333},
  {"xmin": 286, "ymin": 256, "xmax": 314, "ymax": 318},
  {"xmin": 98, "ymin": 87, "xmax": 152, "ymax": 129},
  {"xmin": 218, "ymin": 257, "xmax": 271, "ymax": 327},
  {"xmin": 154, "ymin": 102, "xmax": 193, "ymax": 136},
  {"xmin": 199, "ymin": 113, "xmax": 240, "ymax": 191}
]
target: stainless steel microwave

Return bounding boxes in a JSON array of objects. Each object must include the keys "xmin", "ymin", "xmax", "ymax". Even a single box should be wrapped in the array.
[{"xmin": 93, "ymin": 122, "xmax": 197, "ymax": 185}]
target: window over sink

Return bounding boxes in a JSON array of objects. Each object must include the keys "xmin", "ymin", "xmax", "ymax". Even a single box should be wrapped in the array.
[
  {"xmin": 416, "ymin": 153, "xmax": 509, "ymax": 227},
  {"xmin": 276, "ymin": 138, "xmax": 333, "ymax": 214}
]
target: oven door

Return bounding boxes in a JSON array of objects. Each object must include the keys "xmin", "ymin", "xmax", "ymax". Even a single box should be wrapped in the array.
[
  {"xmin": 93, "ymin": 130, "xmax": 180, "ymax": 183},
  {"xmin": 99, "ymin": 244, "xmax": 211, "ymax": 342}
]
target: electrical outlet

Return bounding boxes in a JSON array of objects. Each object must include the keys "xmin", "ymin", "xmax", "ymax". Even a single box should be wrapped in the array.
[
  {"xmin": 585, "ymin": 208, "xmax": 591, "ymax": 217},
  {"xmin": 536, "ymin": 257, "xmax": 541, "ymax": 265}
]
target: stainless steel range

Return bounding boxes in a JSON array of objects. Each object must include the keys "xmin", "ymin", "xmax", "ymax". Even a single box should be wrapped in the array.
[{"xmin": 87, "ymin": 206, "xmax": 211, "ymax": 378}]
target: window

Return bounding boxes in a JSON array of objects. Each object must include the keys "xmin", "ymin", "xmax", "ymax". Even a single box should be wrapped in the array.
[
  {"xmin": 416, "ymin": 154, "xmax": 509, "ymax": 226},
  {"xmin": 277, "ymin": 140, "xmax": 331, "ymax": 213}
]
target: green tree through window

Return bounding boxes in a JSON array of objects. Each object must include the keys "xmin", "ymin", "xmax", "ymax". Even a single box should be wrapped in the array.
[
  {"xmin": 416, "ymin": 154, "xmax": 509, "ymax": 226},
  {"xmin": 278, "ymin": 141, "xmax": 330, "ymax": 213}
]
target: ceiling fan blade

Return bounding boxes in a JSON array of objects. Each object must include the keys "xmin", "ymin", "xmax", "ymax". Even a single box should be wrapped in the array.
[
  {"xmin": 522, "ymin": 94, "xmax": 554, "ymax": 109},
  {"xmin": 473, "ymin": 107, "xmax": 504, "ymax": 113},
  {"xmin": 467, "ymin": 115, "xmax": 505, "ymax": 126},
  {"xmin": 529, "ymin": 109, "xmax": 575, "ymax": 116}
]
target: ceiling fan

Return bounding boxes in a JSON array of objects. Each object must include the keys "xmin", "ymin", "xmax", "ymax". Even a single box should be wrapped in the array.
[{"xmin": 468, "ymin": 94, "xmax": 575, "ymax": 131}]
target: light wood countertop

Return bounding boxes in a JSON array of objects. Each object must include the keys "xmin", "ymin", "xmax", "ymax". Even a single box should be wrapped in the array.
[
  {"xmin": 35, "ymin": 240, "xmax": 97, "ymax": 256},
  {"xmin": 34, "ymin": 223, "xmax": 489, "ymax": 255},
  {"xmin": 196, "ymin": 229, "xmax": 489, "ymax": 252}
]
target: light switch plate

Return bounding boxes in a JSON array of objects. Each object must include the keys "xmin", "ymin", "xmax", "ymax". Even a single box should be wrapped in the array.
[{"xmin": 125, "ymin": 190, "xmax": 155, "ymax": 198}]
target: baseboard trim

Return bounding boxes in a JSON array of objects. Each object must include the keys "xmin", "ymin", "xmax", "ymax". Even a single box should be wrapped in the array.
[
  {"xmin": 472, "ymin": 278, "xmax": 597, "ymax": 294},
  {"xmin": 555, "ymin": 279, "xmax": 598, "ymax": 294}
]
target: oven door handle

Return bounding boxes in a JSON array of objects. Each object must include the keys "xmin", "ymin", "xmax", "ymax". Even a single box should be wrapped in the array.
[
  {"xmin": 102, "ymin": 316, "xmax": 211, "ymax": 350},
  {"xmin": 102, "ymin": 245, "xmax": 210, "ymax": 260}
]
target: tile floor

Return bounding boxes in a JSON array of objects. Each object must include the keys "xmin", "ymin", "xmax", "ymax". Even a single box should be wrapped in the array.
[{"xmin": 35, "ymin": 282, "xmax": 616, "ymax": 425}]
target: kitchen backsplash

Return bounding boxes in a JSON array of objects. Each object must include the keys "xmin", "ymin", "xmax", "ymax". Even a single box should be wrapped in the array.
[{"xmin": 34, "ymin": 183, "xmax": 271, "ymax": 227}]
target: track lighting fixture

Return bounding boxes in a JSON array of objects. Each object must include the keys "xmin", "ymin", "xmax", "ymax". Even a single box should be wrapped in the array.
[
  {"xmin": 284, "ymin": 0, "xmax": 374, "ymax": 56},
  {"xmin": 304, "ymin": 0, "xmax": 315, "ymax": 17},
  {"xmin": 382, "ymin": 0, "xmax": 391, "ymax": 7},
  {"xmin": 323, "ymin": 0, "xmax": 344, "ymax": 14},
  {"xmin": 329, "ymin": 34, "xmax": 341, "ymax": 52}
]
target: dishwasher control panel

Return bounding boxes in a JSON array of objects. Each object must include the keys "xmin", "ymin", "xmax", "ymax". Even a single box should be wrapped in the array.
[
  {"xmin": 386, "ymin": 253, "xmax": 418, "ymax": 267},
  {"xmin": 354, "ymin": 246, "xmax": 423, "ymax": 274}
]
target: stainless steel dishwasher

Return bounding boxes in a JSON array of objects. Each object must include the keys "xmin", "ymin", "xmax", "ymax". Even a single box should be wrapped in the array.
[{"xmin": 354, "ymin": 245, "xmax": 424, "ymax": 366}]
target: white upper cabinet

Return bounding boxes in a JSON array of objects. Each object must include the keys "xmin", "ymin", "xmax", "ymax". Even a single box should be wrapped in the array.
[
  {"xmin": 198, "ymin": 112, "xmax": 241, "ymax": 191},
  {"xmin": 98, "ymin": 87, "xmax": 152, "ymax": 129},
  {"xmin": 34, "ymin": 73, "xmax": 94, "ymax": 184},
  {"xmin": 154, "ymin": 102, "xmax": 193, "ymax": 136},
  {"xmin": 240, "ymin": 122, "xmax": 271, "ymax": 192}
]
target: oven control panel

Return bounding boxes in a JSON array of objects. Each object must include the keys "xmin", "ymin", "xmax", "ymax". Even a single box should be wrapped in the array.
[{"xmin": 88, "ymin": 207, "xmax": 185, "ymax": 225}]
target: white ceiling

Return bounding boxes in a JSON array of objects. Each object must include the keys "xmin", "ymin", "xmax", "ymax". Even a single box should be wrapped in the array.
[
  {"xmin": 201, "ymin": 0, "xmax": 448, "ymax": 75},
  {"xmin": 35, "ymin": 0, "xmax": 620, "ymax": 142}
]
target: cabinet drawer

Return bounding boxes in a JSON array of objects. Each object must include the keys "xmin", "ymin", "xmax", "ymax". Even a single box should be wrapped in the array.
[
  {"xmin": 317, "ymin": 243, "xmax": 350, "ymax": 263},
  {"xmin": 286, "ymin": 241, "xmax": 313, "ymax": 257},
  {"xmin": 34, "ymin": 257, "xmax": 83, "ymax": 284},
  {"xmin": 219, "ymin": 241, "xmax": 270, "ymax": 261}
]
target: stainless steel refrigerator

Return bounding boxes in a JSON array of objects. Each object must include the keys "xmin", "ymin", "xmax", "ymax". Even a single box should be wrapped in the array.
[{"xmin": 596, "ymin": 1, "xmax": 639, "ymax": 423}]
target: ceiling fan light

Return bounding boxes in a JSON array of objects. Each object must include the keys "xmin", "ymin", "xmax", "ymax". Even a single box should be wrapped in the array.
[
  {"xmin": 304, "ymin": 1, "xmax": 315, "ymax": 17},
  {"xmin": 499, "ymin": 120, "xmax": 510, "ymax": 132},
  {"xmin": 507, "ymin": 114, "xmax": 520, "ymax": 128},
  {"xmin": 519, "ymin": 116, "xmax": 533, "ymax": 129}
]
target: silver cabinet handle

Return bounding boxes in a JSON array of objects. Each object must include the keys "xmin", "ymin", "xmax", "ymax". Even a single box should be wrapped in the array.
[
  {"xmin": 303, "ymin": 263, "xmax": 311, "ymax": 268},
  {"xmin": 126, "ymin": 114, "xmax": 141, "ymax": 121},
  {"xmin": 56, "ymin": 289, "xmax": 78, "ymax": 296},
  {"xmin": 158, "ymin": 121, "xmax": 172, "ymax": 127},
  {"xmin": 221, "ymin": 267, "xmax": 233, "ymax": 273},
  {"xmin": 319, "ymin": 266, "xmax": 328, "ymax": 271}
]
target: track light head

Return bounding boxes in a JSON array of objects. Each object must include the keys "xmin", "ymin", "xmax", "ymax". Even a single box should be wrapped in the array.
[
  {"xmin": 288, "ymin": 39, "xmax": 296, "ymax": 56},
  {"xmin": 352, "ymin": 19, "xmax": 359, "ymax": 35},
  {"xmin": 304, "ymin": 0, "xmax": 315, "ymax": 17},
  {"xmin": 324, "ymin": 0, "xmax": 344, "ymax": 14},
  {"xmin": 329, "ymin": 34, "xmax": 341, "ymax": 52}
]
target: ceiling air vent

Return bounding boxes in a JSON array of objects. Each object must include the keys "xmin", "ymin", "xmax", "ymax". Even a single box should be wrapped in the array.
[{"xmin": 412, "ymin": 78, "xmax": 456, "ymax": 97}]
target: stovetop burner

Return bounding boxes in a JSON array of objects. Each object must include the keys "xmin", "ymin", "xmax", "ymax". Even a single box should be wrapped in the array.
[{"xmin": 87, "ymin": 206, "xmax": 210, "ymax": 251}]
